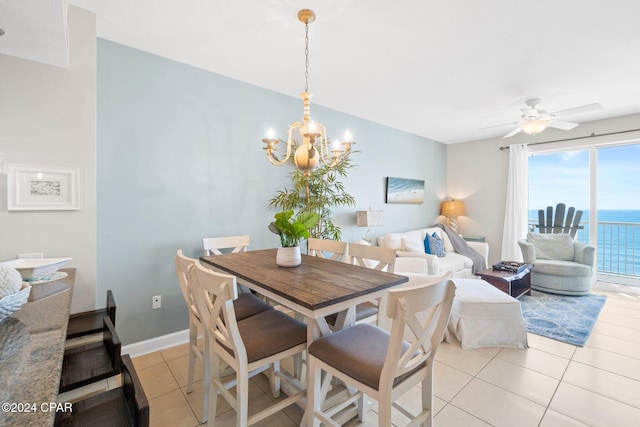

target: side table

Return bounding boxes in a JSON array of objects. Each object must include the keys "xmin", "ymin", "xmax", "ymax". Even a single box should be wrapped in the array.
[{"xmin": 474, "ymin": 266, "xmax": 532, "ymax": 298}]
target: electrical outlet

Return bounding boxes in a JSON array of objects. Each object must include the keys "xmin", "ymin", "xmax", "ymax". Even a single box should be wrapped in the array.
[{"xmin": 152, "ymin": 295, "xmax": 161, "ymax": 309}]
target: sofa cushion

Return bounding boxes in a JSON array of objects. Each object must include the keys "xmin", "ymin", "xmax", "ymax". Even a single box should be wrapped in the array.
[
  {"xmin": 402, "ymin": 237, "xmax": 424, "ymax": 253},
  {"xmin": 437, "ymin": 253, "xmax": 467, "ymax": 272},
  {"xmin": 527, "ymin": 232, "xmax": 575, "ymax": 261},
  {"xmin": 424, "ymin": 233, "xmax": 445, "ymax": 257},
  {"xmin": 379, "ymin": 230, "xmax": 422, "ymax": 251}
]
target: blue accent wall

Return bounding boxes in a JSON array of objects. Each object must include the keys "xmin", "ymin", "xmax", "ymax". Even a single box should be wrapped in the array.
[{"xmin": 97, "ymin": 39, "xmax": 446, "ymax": 344}]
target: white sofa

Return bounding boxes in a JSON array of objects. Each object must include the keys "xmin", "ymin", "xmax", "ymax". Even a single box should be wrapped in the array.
[{"xmin": 377, "ymin": 226, "xmax": 489, "ymax": 278}]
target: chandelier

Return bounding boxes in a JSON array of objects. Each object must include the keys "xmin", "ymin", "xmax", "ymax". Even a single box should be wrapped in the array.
[{"xmin": 262, "ymin": 9, "xmax": 354, "ymax": 172}]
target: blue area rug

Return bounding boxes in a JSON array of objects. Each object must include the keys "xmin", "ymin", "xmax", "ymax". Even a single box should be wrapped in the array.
[{"xmin": 519, "ymin": 290, "xmax": 607, "ymax": 346}]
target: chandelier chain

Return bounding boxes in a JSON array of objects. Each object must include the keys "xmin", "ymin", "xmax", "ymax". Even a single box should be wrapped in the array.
[{"xmin": 304, "ymin": 23, "xmax": 309, "ymax": 93}]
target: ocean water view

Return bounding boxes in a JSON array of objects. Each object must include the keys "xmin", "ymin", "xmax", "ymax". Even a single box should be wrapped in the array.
[{"xmin": 528, "ymin": 209, "xmax": 640, "ymax": 277}]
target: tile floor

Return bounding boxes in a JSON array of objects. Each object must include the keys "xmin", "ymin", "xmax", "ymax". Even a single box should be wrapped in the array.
[{"xmin": 130, "ymin": 283, "xmax": 640, "ymax": 427}]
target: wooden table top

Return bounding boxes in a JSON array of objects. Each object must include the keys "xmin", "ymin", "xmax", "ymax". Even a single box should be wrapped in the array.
[{"xmin": 200, "ymin": 249, "xmax": 408, "ymax": 313}]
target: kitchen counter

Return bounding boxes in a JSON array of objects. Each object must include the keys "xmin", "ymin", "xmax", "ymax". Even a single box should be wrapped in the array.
[{"xmin": 0, "ymin": 269, "xmax": 75, "ymax": 426}]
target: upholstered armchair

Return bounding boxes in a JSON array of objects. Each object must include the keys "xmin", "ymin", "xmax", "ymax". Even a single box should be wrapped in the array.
[{"xmin": 518, "ymin": 232, "xmax": 596, "ymax": 295}]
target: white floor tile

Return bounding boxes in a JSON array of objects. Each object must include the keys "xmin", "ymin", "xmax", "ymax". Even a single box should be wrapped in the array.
[
  {"xmin": 497, "ymin": 347, "xmax": 570, "ymax": 379},
  {"xmin": 526, "ymin": 333, "xmax": 576, "ymax": 359},
  {"xmin": 563, "ymin": 361, "xmax": 640, "ymax": 409},
  {"xmin": 477, "ymin": 358, "xmax": 559, "ymax": 406},
  {"xmin": 585, "ymin": 331, "xmax": 640, "ymax": 359},
  {"xmin": 433, "ymin": 361, "xmax": 473, "ymax": 402},
  {"xmin": 539, "ymin": 409, "xmax": 590, "ymax": 427},
  {"xmin": 573, "ymin": 345, "xmax": 640, "ymax": 381},
  {"xmin": 549, "ymin": 382, "xmax": 640, "ymax": 427},
  {"xmin": 434, "ymin": 404, "xmax": 492, "ymax": 427},
  {"xmin": 451, "ymin": 378, "xmax": 546, "ymax": 427}
]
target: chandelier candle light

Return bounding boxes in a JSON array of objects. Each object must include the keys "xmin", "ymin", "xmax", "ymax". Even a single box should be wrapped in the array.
[{"xmin": 262, "ymin": 9, "xmax": 354, "ymax": 172}]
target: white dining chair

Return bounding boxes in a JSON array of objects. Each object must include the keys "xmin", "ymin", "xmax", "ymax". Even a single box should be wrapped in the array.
[
  {"xmin": 202, "ymin": 235, "xmax": 250, "ymax": 256},
  {"xmin": 326, "ymin": 242, "xmax": 397, "ymax": 329},
  {"xmin": 308, "ymin": 238, "xmax": 349, "ymax": 262},
  {"xmin": 174, "ymin": 250, "xmax": 273, "ymax": 423},
  {"xmin": 307, "ymin": 277, "xmax": 456, "ymax": 427},
  {"xmin": 190, "ymin": 261, "xmax": 307, "ymax": 426}
]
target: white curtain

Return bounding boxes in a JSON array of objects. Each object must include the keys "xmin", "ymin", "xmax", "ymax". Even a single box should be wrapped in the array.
[{"xmin": 501, "ymin": 144, "xmax": 529, "ymax": 261}]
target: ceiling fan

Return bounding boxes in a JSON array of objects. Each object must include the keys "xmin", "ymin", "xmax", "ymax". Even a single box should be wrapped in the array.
[{"xmin": 484, "ymin": 99, "xmax": 602, "ymax": 138}]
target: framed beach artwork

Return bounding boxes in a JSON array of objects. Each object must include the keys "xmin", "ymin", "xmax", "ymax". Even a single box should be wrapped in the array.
[
  {"xmin": 7, "ymin": 164, "xmax": 81, "ymax": 211},
  {"xmin": 385, "ymin": 177, "xmax": 424, "ymax": 204}
]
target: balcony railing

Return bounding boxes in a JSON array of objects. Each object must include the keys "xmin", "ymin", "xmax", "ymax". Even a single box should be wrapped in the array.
[{"xmin": 528, "ymin": 220, "xmax": 640, "ymax": 280}]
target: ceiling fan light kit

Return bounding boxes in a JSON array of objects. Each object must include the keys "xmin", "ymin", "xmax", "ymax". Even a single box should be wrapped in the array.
[
  {"xmin": 521, "ymin": 119, "xmax": 550, "ymax": 135},
  {"xmin": 489, "ymin": 98, "xmax": 603, "ymax": 139}
]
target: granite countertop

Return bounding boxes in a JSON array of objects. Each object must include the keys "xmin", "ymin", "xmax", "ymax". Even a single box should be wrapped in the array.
[{"xmin": 0, "ymin": 269, "xmax": 75, "ymax": 427}]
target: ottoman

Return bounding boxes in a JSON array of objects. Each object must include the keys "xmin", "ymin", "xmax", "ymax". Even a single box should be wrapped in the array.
[{"xmin": 448, "ymin": 278, "xmax": 528, "ymax": 349}]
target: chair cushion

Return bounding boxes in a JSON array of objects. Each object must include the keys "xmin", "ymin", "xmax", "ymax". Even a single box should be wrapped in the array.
[
  {"xmin": 527, "ymin": 232, "xmax": 575, "ymax": 261},
  {"xmin": 308, "ymin": 323, "xmax": 426, "ymax": 391},
  {"xmin": 233, "ymin": 293, "xmax": 273, "ymax": 321},
  {"xmin": 236, "ymin": 310, "xmax": 307, "ymax": 363},
  {"xmin": 532, "ymin": 259, "xmax": 592, "ymax": 277}
]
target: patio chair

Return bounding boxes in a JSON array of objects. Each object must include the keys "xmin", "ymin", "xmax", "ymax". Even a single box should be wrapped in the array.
[{"xmin": 535, "ymin": 203, "xmax": 584, "ymax": 238}]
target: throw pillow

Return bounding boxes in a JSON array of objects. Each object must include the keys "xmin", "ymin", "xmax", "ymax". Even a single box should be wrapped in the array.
[
  {"xmin": 527, "ymin": 232, "xmax": 575, "ymax": 261},
  {"xmin": 424, "ymin": 232, "xmax": 445, "ymax": 257}
]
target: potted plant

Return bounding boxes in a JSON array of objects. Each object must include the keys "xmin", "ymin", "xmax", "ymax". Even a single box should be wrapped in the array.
[{"xmin": 269, "ymin": 210, "xmax": 319, "ymax": 267}]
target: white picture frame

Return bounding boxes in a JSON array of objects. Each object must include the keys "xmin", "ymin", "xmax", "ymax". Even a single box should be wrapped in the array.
[{"xmin": 7, "ymin": 164, "xmax": 81, "ymax": 211}]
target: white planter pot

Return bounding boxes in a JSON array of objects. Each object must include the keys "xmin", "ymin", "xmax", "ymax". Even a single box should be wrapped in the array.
[{"xmin": 276, "ymin": 246, "xmax": 301, "ymax": 267}]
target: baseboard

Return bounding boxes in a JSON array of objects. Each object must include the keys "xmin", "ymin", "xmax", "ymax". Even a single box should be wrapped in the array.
[{"xmin": 122, "ymin": 329, "xmax": 190, "ymax": 358}]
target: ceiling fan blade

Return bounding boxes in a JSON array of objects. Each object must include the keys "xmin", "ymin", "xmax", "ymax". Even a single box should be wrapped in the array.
[
  {"xmin": 552, "ymin": 103, "xmax": 602, "ymax": 117},
  {"xmin": 503, "ymin": 126, "xmax": 522, "ymax": 138},
  {"xmin": 548, "ymin": 120, "xmax": 579, "ymax": 131},
  {"xmin": 478, "ymin": 121, "xmax": 519, "ymax": 130}
]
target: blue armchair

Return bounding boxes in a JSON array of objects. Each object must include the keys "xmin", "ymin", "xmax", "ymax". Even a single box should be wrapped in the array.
[{"xmin": 518, "ymin": 232, "xmax": 595, "ymax": 296}]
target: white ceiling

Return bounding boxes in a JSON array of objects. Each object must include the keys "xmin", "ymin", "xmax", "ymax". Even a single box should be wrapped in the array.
[{"xmin": 4, "ymin": 0, "xmax": 640, "ymax": 144}]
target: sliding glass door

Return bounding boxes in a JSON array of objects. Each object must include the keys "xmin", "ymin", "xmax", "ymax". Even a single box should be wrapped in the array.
[{"xmin": 528, "ymin": 143, "xmax": 640, "ymax": 284}]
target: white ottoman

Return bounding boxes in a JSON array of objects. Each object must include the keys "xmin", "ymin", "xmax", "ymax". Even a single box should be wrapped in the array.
[{"xmin": 448, "ymin": 279, "xmax": 528, "ymax": 349}]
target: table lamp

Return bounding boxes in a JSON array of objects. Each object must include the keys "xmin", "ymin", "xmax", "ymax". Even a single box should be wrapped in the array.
[
  {"xmin": 356, "ymin": 209, "xmax": 384, "ymax": 242},
  {"xmin": 441, "ymin": 200, "xmax": 466, "ymax": 233}
]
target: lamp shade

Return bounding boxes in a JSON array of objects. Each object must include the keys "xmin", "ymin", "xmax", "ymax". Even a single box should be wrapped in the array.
[
  {"xmin": 441, "ymin": 201, "xmax": 466, "ymax": 218},
  {"xmin": 521, "ymin": 119, "xmax": 550, "ymax": 135},
  {"xmin": 356, "ymin": 210, "xmax": 384, "ymax": 227}
]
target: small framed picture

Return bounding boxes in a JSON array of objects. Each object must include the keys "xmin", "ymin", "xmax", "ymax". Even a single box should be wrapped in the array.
[
  {"xmin": 385, "ymin": 177, "xmax": 425, "ymax": 204},
  {"xmin": 7, "ymin": 164, "xmax": 81, "ymax": 211}
]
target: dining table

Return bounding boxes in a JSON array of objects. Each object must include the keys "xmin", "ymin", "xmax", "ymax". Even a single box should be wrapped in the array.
[
  {"xmin": 200, "ymin": 248, "xmax": 408, "ymax": 426},
  {"xmin": 200, "ymin": 248, "xmax": 408, "ymax": 342}
]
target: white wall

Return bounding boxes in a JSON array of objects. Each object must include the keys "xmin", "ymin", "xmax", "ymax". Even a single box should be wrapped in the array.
[
  {"xmin": 447, "ymin": 112, "xmax": 640, "ymax": 265},
  {"xmin": 0, "ymin": 7, "xmax": 97, "ymax": 312}
]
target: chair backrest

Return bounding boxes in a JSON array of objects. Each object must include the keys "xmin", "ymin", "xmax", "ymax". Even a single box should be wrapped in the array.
[
  {"xmin": 380, "ymin": 278, "xmax": 455, "ymax": 390},
  {"xmin": 174, "ymin": 250, "xmax": 202, "ymax": 321},
  {"xmin": 190, "ymin": 262, "xmax": 245, "ymax": 364},
  {"xmin": 348, "ymin": 242, "xmax": 396, "ymax": 273},
  {"xmin": 202, "ymin": 235, "xmax": 250, "ymax": 256},
  {"xmin": 308, "ymin": 238, "xmax": 349, "ymax": 262},
  {"xmin": 536, "ymin": 203, "xmax": 584, "ymax": 238}
]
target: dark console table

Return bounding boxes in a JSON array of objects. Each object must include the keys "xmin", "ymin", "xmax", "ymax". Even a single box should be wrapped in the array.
[{"xmin": 475, "ymin": 266, "xmax": 532, "ymax": 298}]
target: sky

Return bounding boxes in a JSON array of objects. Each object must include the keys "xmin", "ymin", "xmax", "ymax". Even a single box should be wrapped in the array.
[{"xmin": 528, "ymin": 143, "xmax": 640, "ymax": 211}]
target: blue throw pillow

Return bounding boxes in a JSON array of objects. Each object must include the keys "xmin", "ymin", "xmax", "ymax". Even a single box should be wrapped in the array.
[{"xmin": 424, "ymin": 232, "xmax": 445, "ymax": 257}]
